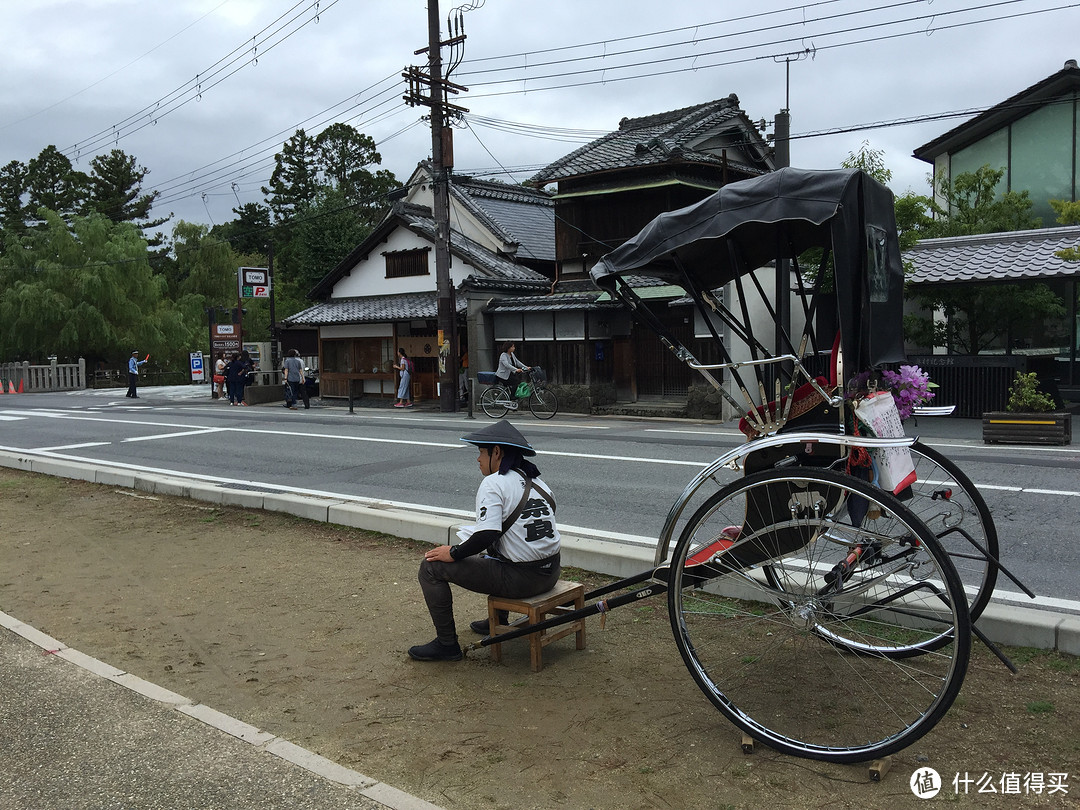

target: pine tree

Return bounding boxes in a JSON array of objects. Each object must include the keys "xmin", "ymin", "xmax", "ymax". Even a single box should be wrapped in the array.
[
  {"xmin": 262, "ymin": 129, "xmax": 321, "ymax": 223},
  {"xmin": 26, "ymin": 146, "xmax": 89, "ymax": 221}
]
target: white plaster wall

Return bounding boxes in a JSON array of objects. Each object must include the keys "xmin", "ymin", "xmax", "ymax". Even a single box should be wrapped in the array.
[
  {"xmin": 408, "ymin": 179, "xmax": 506, "ymax": 253},
  {"xmin": 330, "ymin": 228, "xmax": 476, "ymax": 298}
]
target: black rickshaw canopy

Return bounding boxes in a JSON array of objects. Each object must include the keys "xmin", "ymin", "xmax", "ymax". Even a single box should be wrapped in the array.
[{"xmin": 590, "ymin": 167, "xmax": 906, "ymax": 376}]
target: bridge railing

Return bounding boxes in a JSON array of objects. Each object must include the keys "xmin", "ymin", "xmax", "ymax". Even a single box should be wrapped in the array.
[{"xmin": 0, "ymin": 359, "xmax": 87, "ymax": 392}]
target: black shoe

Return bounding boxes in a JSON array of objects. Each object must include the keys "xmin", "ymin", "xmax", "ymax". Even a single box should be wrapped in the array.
[
  {"xmin": 470, "ymin": 611, "xmax": 509, "ymax": 635},
  {"xmin": 408, "ymin": 638, "xmax": 463, "ymax": 661}
]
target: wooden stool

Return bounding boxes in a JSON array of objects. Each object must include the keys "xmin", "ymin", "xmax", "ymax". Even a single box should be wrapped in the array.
[{"xmin": 488, "ymin": 580, "xmax": 586, "ymax": 672}]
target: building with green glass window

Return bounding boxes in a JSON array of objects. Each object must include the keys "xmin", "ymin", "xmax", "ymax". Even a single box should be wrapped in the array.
[
  {"xmin": 914, "ymin": 59, "xmax": 1078, "ymax": 225},
  {"xmin": 907, "ymin": 60, "xmax": 1080, "ymax": 407}
]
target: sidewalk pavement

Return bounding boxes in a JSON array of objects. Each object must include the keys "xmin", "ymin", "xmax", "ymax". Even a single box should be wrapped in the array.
[
  {"xmin": 0, "ymin": 614, "xmax": 443, "ymax": 810},
  {"xmin": 1, "ymin": 409, "xmax": 1076, "ymax": 809}
]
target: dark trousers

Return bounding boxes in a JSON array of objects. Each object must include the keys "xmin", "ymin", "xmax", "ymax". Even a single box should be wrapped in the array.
[
  {"xmin": 126, "ymin": 372, "xmax": 138, "ymax": 397},
  {"xmin": 287, "ymin": 380, "xmax": 309, "ymax": 408},
  {"xmin": 418, "ymin": 554, "xmax": 560, "ymax": 644}
]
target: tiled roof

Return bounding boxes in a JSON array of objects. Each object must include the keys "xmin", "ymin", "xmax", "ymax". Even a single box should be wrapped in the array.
[
  {"xmin": 285, "ymin": 292, "xmax": 467, "ymax": 327},
  {"xmin": 528, "ymin": 95, "xmax": 769, "ymax": 185},
  {"xmin": 399, "ymin": 205, "xmax": 549, "ymax": 283},
  {"xmin": 487, "ymin": 292, "xmax": 623, "ymax": 313},
  {"xmin": 449, "ymin": 176, "xmax": 556, "ymax": 262},
  {"xmin": 487, "ymin": 275, "xmax": 683, "ymax": 313},
  {"xmin": 905, "ymin": 225, "xmax": 1080, "ymax": 284}
]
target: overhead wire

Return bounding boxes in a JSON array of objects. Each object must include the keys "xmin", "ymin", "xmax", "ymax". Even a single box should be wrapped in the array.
[
  {"xmin": 63, "ymin": 0, "xmax": 342, "ymax": 160},
  {"xmin": 98, "ymin": 1, "xmax": 1077, "ymax": 221},
  {"xmin": 455, "ymin": 0, "xmax": 927, "ymax": 79},
  {"xmin": 1, "ymin": 0, "xmax": 234, "ymax": 132},
  {"xmin": 460, "ymin": 0, "xmax": 1061, "ymax": 94}
]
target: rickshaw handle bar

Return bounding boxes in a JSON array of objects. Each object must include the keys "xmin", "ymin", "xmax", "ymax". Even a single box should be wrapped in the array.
[{"xmin": 687, "ymin": 354, "xmax": 844, "ymax": 407}]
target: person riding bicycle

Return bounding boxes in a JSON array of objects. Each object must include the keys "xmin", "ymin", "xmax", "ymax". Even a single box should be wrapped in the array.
[
  {"xmin": 409, "ymin": 420, "xmax": 560, "ymax": 662},
  {"xmin": 495, "ymin": 342, "xmax": 531, "ymax": 403}
]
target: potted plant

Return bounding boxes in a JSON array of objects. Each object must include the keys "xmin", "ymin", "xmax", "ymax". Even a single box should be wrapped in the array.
[{"xmin": 983, "ymin": 371, "xmax": 1072, "ymax": 445}]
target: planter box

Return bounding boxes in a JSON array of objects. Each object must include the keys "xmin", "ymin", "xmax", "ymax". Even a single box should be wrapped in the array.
[{"xmin": 982, "ymin": 412, "xmax": 1072, "ymax": 445}]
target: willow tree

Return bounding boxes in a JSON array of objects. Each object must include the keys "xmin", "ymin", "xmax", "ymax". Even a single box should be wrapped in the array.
[{"xmin": 0, "ymin": 210, "xmax": 189, "ymax": 369}]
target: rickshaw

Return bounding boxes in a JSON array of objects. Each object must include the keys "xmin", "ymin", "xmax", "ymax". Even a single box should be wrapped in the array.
[{"xmin": 466, "ymin": 168, "xmax": 1032, "ymax": 764}]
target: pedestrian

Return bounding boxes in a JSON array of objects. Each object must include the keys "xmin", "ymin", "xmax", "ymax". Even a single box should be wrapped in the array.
[
  {"xmin": 281, "ymin": 349, "xmax": 308, "ymax": 410},
  {"xmin": 226, "ymin": 351, "xmax": 251, "ymax": 406},
  {"xmin": 393, "ymin": 348, "xmax": 414, "ymax": 408},
  {"xmin": 213, "ymin": 354, "xmax": 227, "ymax": 400},
  {"xmin": 126, "ymin": 351, "xmax": 148, "ymax": 398},
  {"xmin": 409, "ymin": 420, "xmax": 560, "ymax": 662},
  {"xmin": 495, "ymin": 342, "xmax": 530, "ymax": 403}
]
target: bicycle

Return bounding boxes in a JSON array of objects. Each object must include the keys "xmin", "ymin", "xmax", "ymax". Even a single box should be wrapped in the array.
[{"xmin": 479, "ymin": 366, "xmax": 558, "ymax": 420}]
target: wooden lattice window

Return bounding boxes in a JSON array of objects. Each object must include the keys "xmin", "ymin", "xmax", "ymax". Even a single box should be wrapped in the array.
[{"xmin": 384, "ymin": 248, "xmax": 430, "ymax": 279}]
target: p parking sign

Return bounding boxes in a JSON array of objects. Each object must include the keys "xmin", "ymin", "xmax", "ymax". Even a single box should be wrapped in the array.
[
  {"xmin": 190, "ymin": 352, "xmax": 205, "ymax": 382},
  {"xmin": 238, "ymin": 266, "xmax": 270, "ymax": 299}
]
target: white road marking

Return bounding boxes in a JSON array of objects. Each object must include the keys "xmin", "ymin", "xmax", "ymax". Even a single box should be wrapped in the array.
[
  {"xmin": 121, "ymin": 428, "xmax": 227, "ymax": 443},
  {"xmin": 32, "ymin": 442, "xmax": 112, "ymax": 451},
  {"xmin": 5, "ymin": 409, "xmax": 1080, "ymax": 491}
]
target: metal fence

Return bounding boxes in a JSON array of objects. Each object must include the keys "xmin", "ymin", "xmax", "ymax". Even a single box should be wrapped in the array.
[
  {"xmin": 0, "ymin": 359, "xmax": 86, "ymax": 392},
  {"xmin": 908, "ymin": 355, "xmax": 1028, "ymax": 418}
]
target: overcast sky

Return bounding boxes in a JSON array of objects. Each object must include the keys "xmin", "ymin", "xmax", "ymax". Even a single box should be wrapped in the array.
[{"xmin": 2, "ymin": 0, "xmax": 1077, "ymax": 232}]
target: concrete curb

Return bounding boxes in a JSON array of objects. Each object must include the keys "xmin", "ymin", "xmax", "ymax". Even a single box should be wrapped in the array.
[{"xmin": 0, "ymin": 447, "xmax": 1075, "ymax": 657}]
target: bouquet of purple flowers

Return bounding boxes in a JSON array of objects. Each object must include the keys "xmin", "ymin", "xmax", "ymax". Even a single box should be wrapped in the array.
[{"xmin": 848, "ymin": 364, "xmax": 936, "ymax": 420}]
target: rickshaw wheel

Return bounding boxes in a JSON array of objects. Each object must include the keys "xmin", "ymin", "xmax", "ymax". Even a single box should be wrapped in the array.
[
  {"xmin": 903, "ymin": 441, "xmax": 999, "ymax": 629},
  {"xmin": 479, "ymin": 387, "xmax": 508, "ymax": 418},
  {"xmin": 667, "ymin": 467, "xmax": 970, "ymax": 763}
]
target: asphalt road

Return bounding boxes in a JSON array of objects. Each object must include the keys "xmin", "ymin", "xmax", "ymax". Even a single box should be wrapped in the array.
[{"xmin": 2, "ymin": 384, "xmax": 1078, "ymax": 610}]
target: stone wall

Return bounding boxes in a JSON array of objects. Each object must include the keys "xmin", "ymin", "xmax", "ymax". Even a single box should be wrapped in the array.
[{"xmin": 686, "ymin": 383, "xmax": 725, "ymax": 420}]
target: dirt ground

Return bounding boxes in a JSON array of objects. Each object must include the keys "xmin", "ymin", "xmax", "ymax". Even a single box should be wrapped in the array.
[{"xmin": 1, "ymin": 468, "xmax": 1078, "ymax": 810}]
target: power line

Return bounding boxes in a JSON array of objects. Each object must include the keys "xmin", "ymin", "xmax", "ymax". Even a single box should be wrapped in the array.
[
  {"xmin": 460, "ymin": 0, "xmax": 848, "ymax": 65},
  {"xmin": 105, "ymin": 1, "xmax": 1079, "ymax": 220},
  {"xmin": 461, "ymin": 0, "xmax": 1050, "ymax": 92},
  {"xmin": 63, "ymin": 0, "xmax": 341, "ymax": 160},
  {"xmin": 1, "ymin": 0, "xmax": 234, "ymax": 132},
  {"xmin": 456, "ymin": 0, "xmax": 926, "ymax": 79}
]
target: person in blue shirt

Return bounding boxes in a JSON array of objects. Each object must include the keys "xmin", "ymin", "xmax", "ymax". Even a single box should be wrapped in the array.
[{"xmin": 126, "ymin": 351, "xmax": 147, "ymax": 398}]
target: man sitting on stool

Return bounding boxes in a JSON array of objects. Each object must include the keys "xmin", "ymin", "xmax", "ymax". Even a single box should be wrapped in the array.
[{"xmin": 410, "ymin": 421, "xmax": 560, "ymax": 662}]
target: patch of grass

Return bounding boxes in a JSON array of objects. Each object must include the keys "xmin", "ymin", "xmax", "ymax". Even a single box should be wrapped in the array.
[
  {"xmin": 1045, "ymin": 654, "xmax": 1080, "ymax": 673},
  {"xmin": 1026, "ymin": 700, "xmax": 1055, "ymax": 714},
  {"xmin": 1002, "ymin": 646, "xmax": 1046, "ymax": 665}
]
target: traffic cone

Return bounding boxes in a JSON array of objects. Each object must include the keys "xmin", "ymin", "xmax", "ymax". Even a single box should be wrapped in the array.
[
  {"xmin": 16, "ymin": 380, "xmax": 23, "ymax": 393},
  {"xmin": 7, "ymin": 381, "xmax": 14, "ymax": 394},
  {"xmin": 0, "ymin": 380, "xmax": 6, "ymax": 394}
]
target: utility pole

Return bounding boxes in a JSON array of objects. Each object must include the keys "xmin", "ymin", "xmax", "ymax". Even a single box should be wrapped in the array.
[
  {"xmin": 770, "ymin": 49, "xmax": 812, "ymax": 382},
  {"xmin": 267, "ymin": 241, "xmax": 278, "ymax": 377},
  {"xmin": 404, "ymin": 2, "xmax": 468, "ymax": 412}
]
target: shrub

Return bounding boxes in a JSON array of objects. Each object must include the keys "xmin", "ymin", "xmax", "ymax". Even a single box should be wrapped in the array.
[{"xmin": 1006, "ymin": 372, "xmax": 1056, "ymax": 413}]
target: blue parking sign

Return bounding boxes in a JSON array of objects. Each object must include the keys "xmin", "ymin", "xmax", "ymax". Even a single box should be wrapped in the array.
[{"xmin": 190, "ymin": 352, "xmax": 205, "ymax": 382}]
